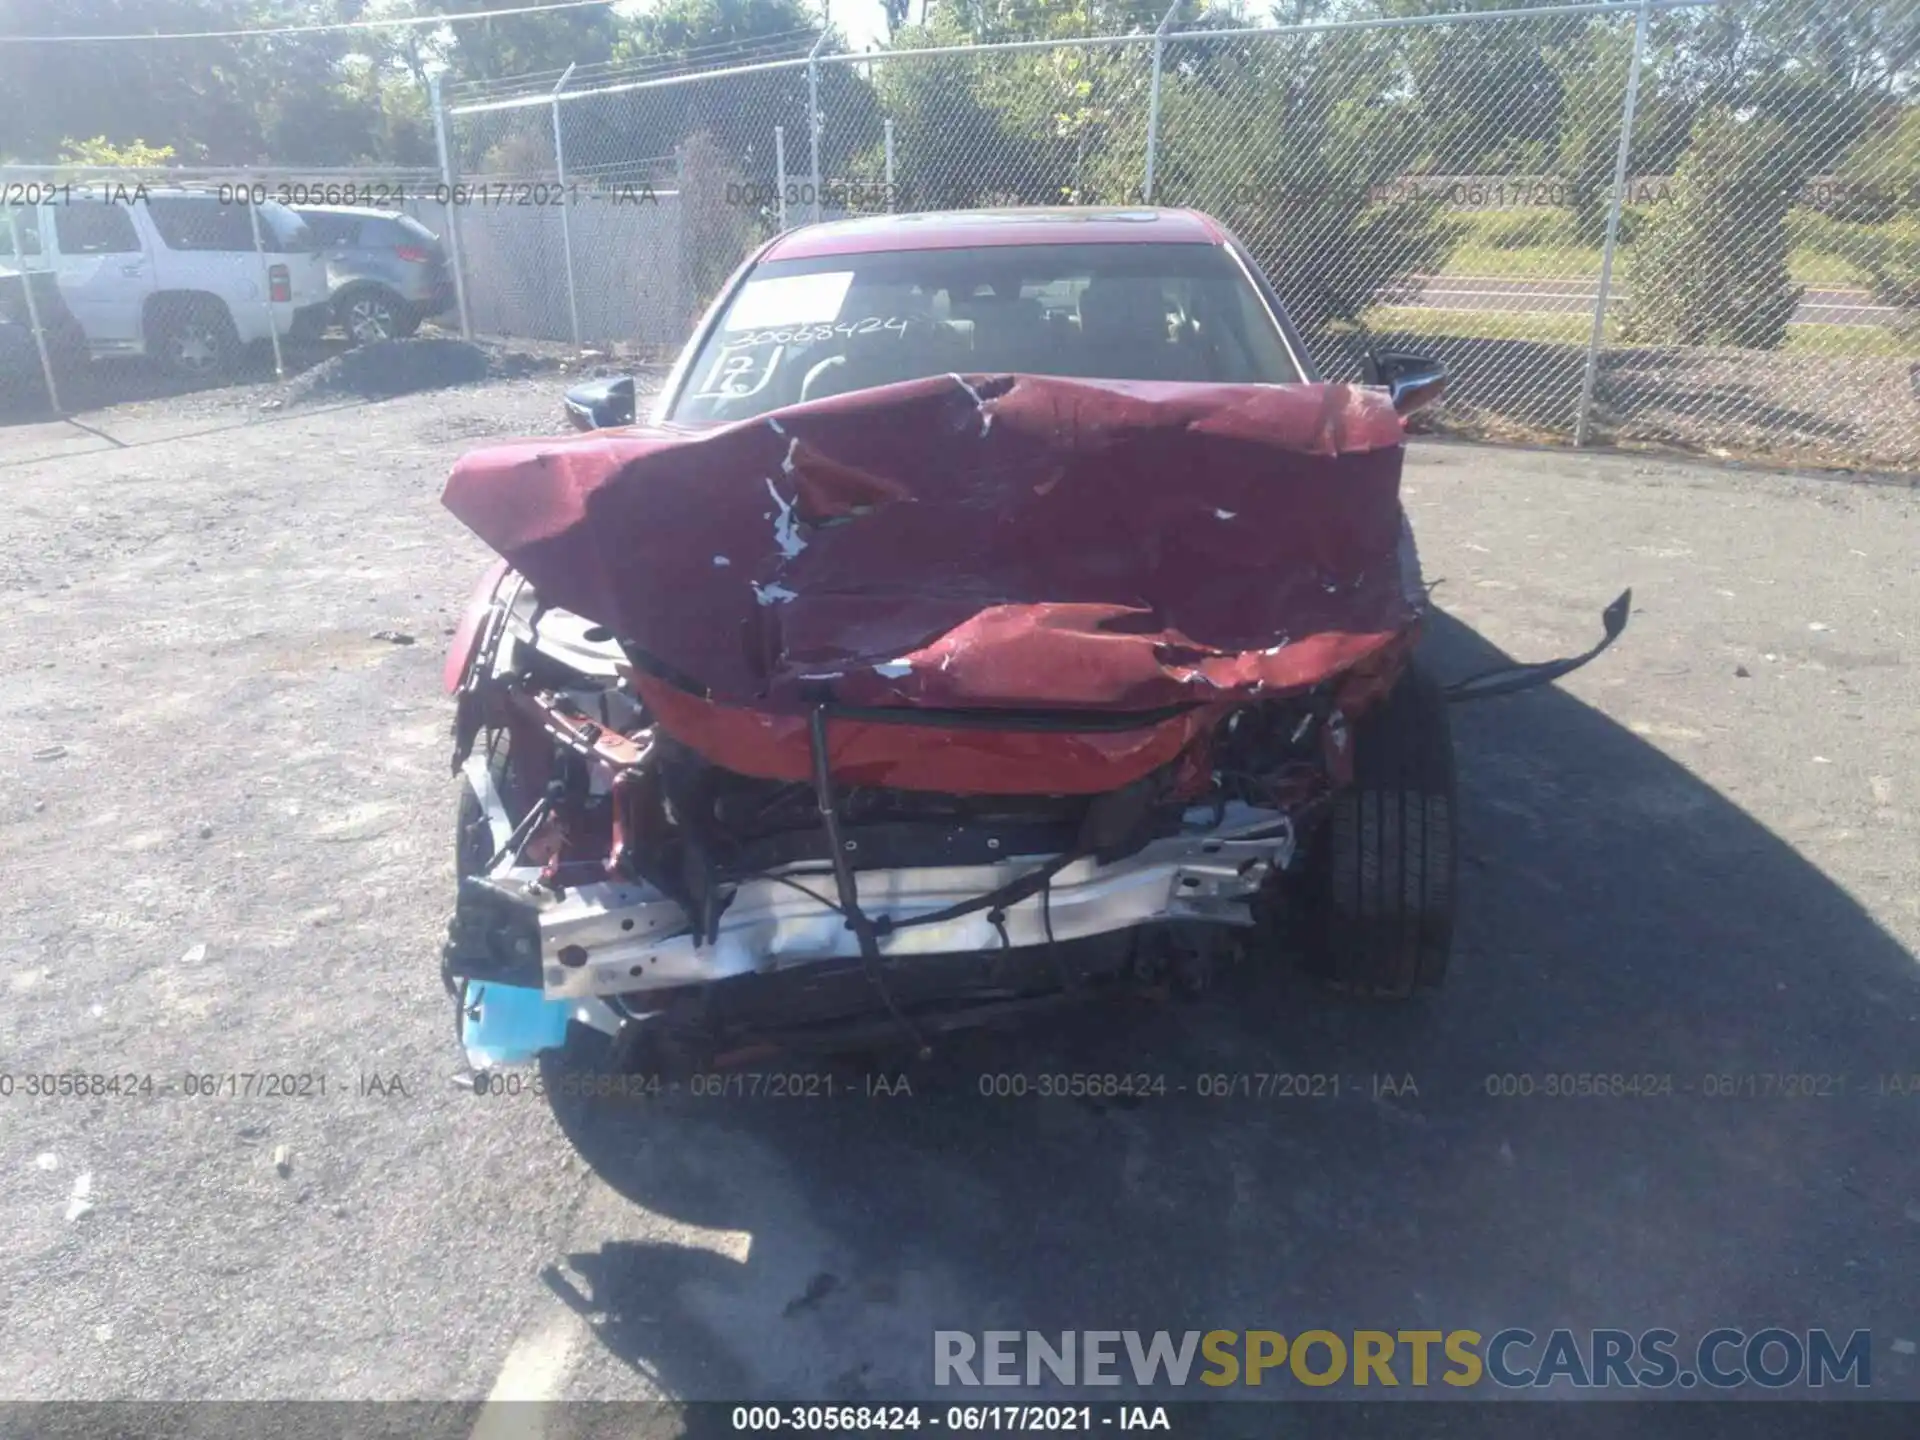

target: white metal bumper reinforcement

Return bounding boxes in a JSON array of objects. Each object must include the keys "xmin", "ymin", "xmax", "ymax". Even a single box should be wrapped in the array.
[{"xmin": 522, "ymin": 804, "xmax": 1296, "ymax": 1002}]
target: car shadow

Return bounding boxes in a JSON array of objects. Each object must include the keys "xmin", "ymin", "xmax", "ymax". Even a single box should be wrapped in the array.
[
  {"xmin": 1316, "ymin": 332, "xmax": 1893, "ymax": 470},
  {"xmin": 535, "ymin": 609, "xmax": 1920, "ymax": 1424},
  {"xmin": 1318, "ymin": 329, "xmax": 1592, "ymax": 436},
  {"xmin": 1594, "ymin": 345, "xmax": 1866, "ymax": 449},
  {"xmin": 1582, "ymin": 343, "xmax": 1896, "ymax": 468}
]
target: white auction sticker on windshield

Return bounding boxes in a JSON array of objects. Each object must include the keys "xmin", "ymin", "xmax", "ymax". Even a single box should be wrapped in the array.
[{"xmin": 723, "ymin": 272, "xmax": 854, "ymax": 331}]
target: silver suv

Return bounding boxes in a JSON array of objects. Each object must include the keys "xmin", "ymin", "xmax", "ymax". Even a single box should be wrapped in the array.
[
  {"xmin": 5, "ymin": 189, "xmax": 331, "ymax": 377},
  {"xmin": 295, "ymin": 206, "xmax": 456, "ymax": 343}
]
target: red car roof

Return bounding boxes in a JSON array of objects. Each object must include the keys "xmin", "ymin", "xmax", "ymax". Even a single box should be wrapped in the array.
[{"xmin": 761, "ymin": 206, "xmax": 1231, "ymax": 260}]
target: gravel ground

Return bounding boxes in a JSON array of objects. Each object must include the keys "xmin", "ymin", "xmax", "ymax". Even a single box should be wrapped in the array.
[
  {"xmin": 0, "ymin": 331, "xmax": 606, "ymax": 438},
  {"xmin": 1348, "ymin": 330, "xmax": 1920, "ymax": 474},
  {"xmin": 1597, "ymin": 348, "xmax": 1920, "ymax": 472},
  {"xmin": 1, "ymin": 380, "xmax": 1917, "ymax": 1418}
]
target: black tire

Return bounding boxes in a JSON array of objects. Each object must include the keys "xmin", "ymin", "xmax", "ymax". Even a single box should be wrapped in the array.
[
  {"xmin": 152, "ymin": 297, "xmax": 239, "ymax": 379},
  {"xmin": 337, "ymin": 287, "xmax": 410, "ymax": 345},
  {"xmin": 1304, "ymin": 663, "xmax": 1458, "ymax": 996}
]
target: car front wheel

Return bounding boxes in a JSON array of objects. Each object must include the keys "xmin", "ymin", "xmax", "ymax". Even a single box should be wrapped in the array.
[
  {"xmin": 1303, "ymin": 662, "xmax": 1458, "ymax": 997},
  {"xmin": 338, "ymin": 288, "xmax": 411, "ymax": 345},
  {"xmin": 153, "ymin": 299, "xmax": 239, "ymax": 379}
]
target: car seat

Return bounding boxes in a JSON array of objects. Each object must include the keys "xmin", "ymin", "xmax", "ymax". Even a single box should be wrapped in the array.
[{"xmin": 1076, "ymin": 277, "xmax": 1191, "ymax": 381}]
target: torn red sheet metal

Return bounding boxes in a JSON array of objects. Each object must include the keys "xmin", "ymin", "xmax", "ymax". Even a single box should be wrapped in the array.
[
  {"xmin": 443, "ymin": 374, "xmax": 1424, "ymax": 790},
  {"xmin": 627, "ymin": 630, "xmax": 1413, "ymax": 795},
  {"xmin": 445, "ymin": 557, "xmax": 511, "ymax": 694}
]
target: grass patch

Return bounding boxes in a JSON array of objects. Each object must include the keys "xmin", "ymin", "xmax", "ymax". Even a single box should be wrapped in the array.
[
  {"xmin": 1783, "ymin": 322, "xmax": 1917, "ymax": 357},
  {"xmin": 1359, "ymin": 306, "xmax": 1911, "ymax": 357},
  {"xmin": 1437, "ymin": 207, "xmax": 1869, "ymax": 287},
  {"xmin": 1361, "ymin": 305, "xmax": 1602, "ymax": 346}
]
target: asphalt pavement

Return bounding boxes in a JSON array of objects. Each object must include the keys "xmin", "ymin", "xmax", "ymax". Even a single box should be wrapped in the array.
[{"xmin": 0, "ymin": 380, "xmax": 1916, "ymax": 1417}]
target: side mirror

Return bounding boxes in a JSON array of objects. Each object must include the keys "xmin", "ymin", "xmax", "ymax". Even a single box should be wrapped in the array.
[
  {"xmin": 562, "ymin": 374, "xmax": 636, "ymax": 431},
  {"xmin": 1363, "ymin": 347, "xmax": 1448, "ymax": 416}
]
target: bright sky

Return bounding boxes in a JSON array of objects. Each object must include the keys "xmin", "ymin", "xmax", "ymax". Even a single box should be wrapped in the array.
[
  {"xmin": 616, "ymin": 0, "xmax": 895, "ymax": 63},
  {"xmin": 828, "ymin": 0, "xmax": 894, "ymax": 53}
]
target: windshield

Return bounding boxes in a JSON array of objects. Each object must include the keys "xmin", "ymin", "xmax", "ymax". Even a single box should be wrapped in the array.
[{"xmin": 667, "ymin": 241, "xmax": 1301, "ymax": 425}]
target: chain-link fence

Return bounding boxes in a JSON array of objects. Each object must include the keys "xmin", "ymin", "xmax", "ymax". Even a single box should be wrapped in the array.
[
  {"xmin": 4, "ymin": 0, "xmax": 1915, "ymax": 471},
  {"xmin": 1160, "ymin": 0, "xmax": 1920, "ymax": 469},
  {"xmin": 438, "ymin": 0, "xmax": 1920, "ymax": 470}
]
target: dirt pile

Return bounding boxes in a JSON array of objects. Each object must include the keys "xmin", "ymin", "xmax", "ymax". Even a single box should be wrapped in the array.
[{"xmin": 276, "ymin": 338, "xmax": 561, "ymax": 406}]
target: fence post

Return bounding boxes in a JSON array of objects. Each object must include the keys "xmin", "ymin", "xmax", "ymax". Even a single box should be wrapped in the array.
[
  {"xmin": 430, "ymin": 74, "xmax": 474, "ymax": 341},
  {"xmin": 807, "ymin": 32, "xmax": 827, "ymax": 223},
  {"xmin": 884, "ymin": 118, "xmax": 895, "ymax": 211},
  {"xmin": 551, "ymin": 62, "xmax": 582, "ymax": 349},
  {"xmin": 776, "ymin": 125, "xmax": 789, "ymax": 231},
  {"xmin": 4, "ymin": 206, "xmax": 62, "ymax": 416},
  {"xmin": 246, "ymin": 190, "xmax": 287, "ymax": 379},
  {"xmin": 1575, "ymin": 0, "xmax": 1650, "ymax": 448},
  {"xmin": 1142, "ymin": 0, "xmax": 1180, "ymax": 204}
]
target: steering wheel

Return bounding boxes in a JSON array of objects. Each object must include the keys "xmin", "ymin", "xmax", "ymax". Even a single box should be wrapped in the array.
[{"xmin": 800, "ymin": 353, "xmax": 848, "ymax": 402}]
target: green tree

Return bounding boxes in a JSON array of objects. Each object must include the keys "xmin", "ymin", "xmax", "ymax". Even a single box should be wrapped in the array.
[
  {"xmin": 632, "ymin": 0, "xmax": 820, "ymax": 54},
  {"xmin": 1546, "ymin": 17, "xmax": 1641, "ymax": 246},
  {"xmin": 0, "ymin": 0, "xmax": 439, "ymax": 165},
  {"xmin": 1637, "ymin": 0, "xmax": 1914, "ymax": 178},
  {"xmin": 342, "ymin": 60, "xmax": 439, "ymax": 167},
  {"xmin": 1379, "ymin": 0, "xmax": 1567, "ymax": 174},
  {"xmin": 424, "ymin": 0, "xmax": 631, "ymax": 86},
  {"xmin": 1797, "ymin": 106, "xmax": 1920, "ymax": 330},
  {"xmin": 0, "ymin": 0, "xmax": 273, "ymax": 162},
  {"xmin": 853, "ymin": 9, "xmax": 1065, "ymax": 210},
  {"xmin": 678, "ymin": 128, "xmax": 772, "ymax": 310},
  {"xmin": 1818, "ymin": 103, "xmax": 1920, "ymax": 223},
  {"xmin": 57, "ymin": 136, "xmax": 178, "ymax": 167},
  {"xmin": 844, "ymin": 0, "xmax": 1161, "ymax": 211},
  {"xmin": 938, "ymin": 0, "xmax": 1164, "ymax": 46},
  {"xmin": 1150, "ymin": 20, "xmax": 1459, "ymax": 335},
  {"xmin": 447, "ymin": 0, "xmax": 857, "ymax": 206},
  {"xmin": 1619, "ymin": 106, "xmax": 1806, "ymax": 349}
]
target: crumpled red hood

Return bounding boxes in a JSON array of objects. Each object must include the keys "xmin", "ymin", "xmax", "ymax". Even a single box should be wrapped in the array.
[{"xmin": 443, "ymin": 374, "xmax": 1423, "ymax": 718}]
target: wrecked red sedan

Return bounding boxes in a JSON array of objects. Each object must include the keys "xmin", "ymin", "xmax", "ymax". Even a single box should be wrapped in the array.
[{"xmin": 439, "ymin": 208, "xmax": 1628, "ymax": 1072}]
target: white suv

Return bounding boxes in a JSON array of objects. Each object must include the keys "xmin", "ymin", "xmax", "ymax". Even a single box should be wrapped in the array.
[{"xmin": 3, "ymin": 189, "xmax": 331, "ymax": 377}]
